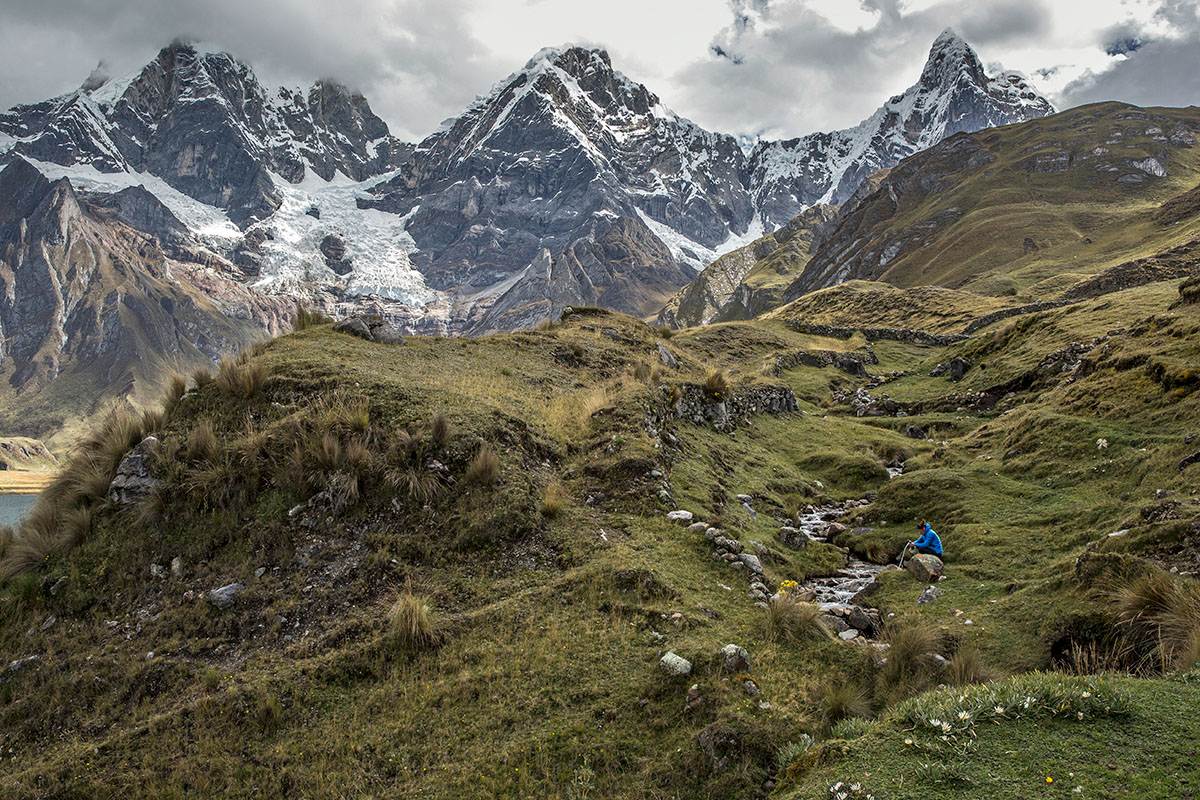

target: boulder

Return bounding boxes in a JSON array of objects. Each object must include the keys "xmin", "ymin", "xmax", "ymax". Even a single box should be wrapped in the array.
[
  {"xmin": 719, "ymin": 643, "xmax": 751, "ymax": 672},
  {"xmin": 905, "ymin": 554, "xmax": 944, "ymax": 583},
  {"xmin": 685, "ymin": 684, "xmax": 704, "ymax": 710},
  {"xmin": 207, "ymin": 582, "xmax": 245, "ymax": 609},
  {"xmin": 846, "ymin": 606, "xmax": 877, "ymax": 636},
  {"xmin": 838, "ymin": 629, "xmax": 859, "ymax": 641},
  {"xmin": 333, "ymin": 314, "xmax": 403, "ymax": 345},
  {"xmin": 820, "ymin": 614, "xmax": 850, "ymax": 634},
  {"xmin": 850, "ymin": 580, "xmax": 880, "ymax": 606},
  {"xmin": 779, "ymin": 526, "xmax": 808, "ymax": 550},
  {"xmin": 738, "ymin": 553, "xmax": 763, "ymax": 574},
  {"xmin": 917, "ymin": 585, "xmax": 941, "ymax": 605},
  {"xmin": 713, "ymin": 536, "xmax": 743, "ymax": 554},
  {"xmin": 949, "ymin": 356, "xmax": 972, "ymax": 382},
  {"xmin": 687, "ymin": 522, "xmax": 709, "ymax": 534},
  {"xmin": 659, "ymin": 651, "xmax": 692, "ymax": 677},
  {"xmin": 666, "ymin": 510, "xmax": 694, "ymax": 524},
  {"xmin": 107, "ymin": 436, "xmax": 162, "ymax": 507},
  {"xmin": 905, "ymin": 425, "xmax": 927, "ymax": 440}
]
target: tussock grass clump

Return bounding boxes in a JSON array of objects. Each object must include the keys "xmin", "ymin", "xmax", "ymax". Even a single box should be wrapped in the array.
[
  {"xmin": 215, "ymin": 352, "xmax": 268, "ymax": 399},
  {"xmin": 59, "ymin": 506, "xmax": 93, "ymax": 549},
  {"xmin": 877, "ymin": 624, "xmax": 942, "ymax": 702},
  {"xmin": 1114, "ymin": 570, "xmax": 1200, "ymax": 672},
  {"xmin": 186, "ymin": 422, "xmax": 221, "ymax": 464},
  {"xmin": 765, "ymin": 593, "xmax": 834, "ymax": 642},
  {"xmin": 294, "ymin": 305, "xmax": 332, "ymax": 331},
  {"xmin": 946, "ymin": 647, "xmax": 994, "ymax": 687},
  {"xmin": 388, "ymin": 590, "xmax": 438, "ymax": 649},
  {"xmin": 321, "ymin": 392, "xmax": 371, "ymax": 434},
  {"xmin": 163, "ymin": 372, "xmax": 188, "ymax": 413},
  {"xmin": 192, "ymin": 366, "xmax": 215, "ymax": 389},
  {"xmin": 540, "ymin": 482, "xmax": 565, "ymax": 518},
  {"xmin": 818, "ymin": 682, "xmax": 872, "ymax": 731},
  {"xmin": 703, "ymin": 369, "xmax": 729, "ymax": 400},
  {"xmin": 0, "ymin": 523, "xmax": 64, "ymax": 582},
  {"xmin": 466, "ymin": 443, "xmax": 500, "ymax": 487},
  {"xmin": 0, "ymin": 525, "xmax": 12, "ymax": 562},
  {"xmin": 386, "ymin": 464, "xmax": 441, "ymax": 505},
  {"xmin": 255, "ymin": 691, "xmax": 283, "ymax": 733},
  {"xmin": 429, "ymin": 413, "xmax": 451, "ymax": 448}
]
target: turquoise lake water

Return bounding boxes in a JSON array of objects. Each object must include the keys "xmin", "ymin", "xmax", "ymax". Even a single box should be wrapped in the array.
[{"xmin": 0, "ymin": 493, "xmax": 38, "ymax": 528}]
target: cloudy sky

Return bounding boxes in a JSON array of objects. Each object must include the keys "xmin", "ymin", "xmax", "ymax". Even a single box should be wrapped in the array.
[{"xmin": 1, "ymin": 0, "xmax": 1197, "ymax": 142}]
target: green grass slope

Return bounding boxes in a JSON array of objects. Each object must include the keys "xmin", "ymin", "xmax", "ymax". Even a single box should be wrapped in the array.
[
  {"xmin": 785, "ymin": 102, "xmax": 1200, "ymax": 302},
  {"xmin": 1, "ymin": 274, "xmax": 1198, "ymax": 798}
]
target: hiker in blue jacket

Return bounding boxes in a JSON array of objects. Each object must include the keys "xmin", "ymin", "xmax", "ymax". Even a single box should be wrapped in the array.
[{"xmin": 910, "ymin": 520, "xmax": 943, "ymax": 557}]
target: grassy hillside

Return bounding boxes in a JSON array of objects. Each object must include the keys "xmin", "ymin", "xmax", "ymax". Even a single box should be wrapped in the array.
[
  {"xmin": 1, "ymin": 274, "xmax": 1198, "ymax": 797},
  {"xmin": 785, "ymin": 103, "xmax": 1200, "ymax": 301}
]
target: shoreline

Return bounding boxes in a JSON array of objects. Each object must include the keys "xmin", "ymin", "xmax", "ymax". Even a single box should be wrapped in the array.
[{"xmin": 0, "ymin": 471, "xmax": 59, "ymax": 494}]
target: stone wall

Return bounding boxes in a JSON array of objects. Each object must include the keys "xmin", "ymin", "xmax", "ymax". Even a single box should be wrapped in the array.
[{"xmin": 786, "ymin": 320, "xmax": 969, "ymax": 346}]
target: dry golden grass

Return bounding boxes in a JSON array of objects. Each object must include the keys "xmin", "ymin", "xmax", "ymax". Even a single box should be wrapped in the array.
[
  {"xmin": 465, "ymin": 443, "xmax": 500, "ymax": 486},
  {"xmin": 540, "ymin": 482, "xmax": 565, "ymax": 518},
  {"xmin": 0, "ymin": 472, "xmax": 59, "ymax": 493},
  {"xmin": 765, "ymin": 593, "xmax": 833, "ymax": 642},
  {"xmin": 387, "ymin": 590, "xmax": 438, "ymax": 649}
]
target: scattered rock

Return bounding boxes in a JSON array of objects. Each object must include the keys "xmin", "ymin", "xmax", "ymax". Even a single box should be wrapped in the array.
[
  {"xmin": 685, "ymin": 684, "xmax": 704, "ymax": 710},
  {"xmin": 930, "ymin": 363, "xmax": 947, "ymax": 377},
  {"xmin": 820, "ymin": 614, "xmax": 850, "ymax": 634},
  {"xmin": 49, "ymin": 577, "xmax": 68, "ymax": 596},
  {"xmin": 839, "ymin": 629, "xmax": 859, "ymax": 641},
  {"xmin": 949, "ymin": 356, "xmax": 972, "ymax": 382},
  {"xmin": 1179, "ymin": 451, "xmax": 1200, "ymax": 472},
  {"xmin": 917, "ymin": 585, "xmax": 941, "ymax": 605},
  {"xmin": 8, "ymin": 655, "xmax": 40, "ymax": 674},
  {"xmin": 659, "ymin": 651, "xmax": 692, "ymax": 677},
  {"xmin": 666, "ymin": 510, "xmax": 694, "ymax": 524},
  {"xmin": 905, "ymin": 424, "xmax": 927, "ymax": 440},
  {"xmin": 905, "ymin": 554, "xmax": 944, "ymax": 583},
  {"xmin": 170, "ymin": 556, "xmax": 184, "ymax": 578},
  {"xmin": 149, "ymin": 563, "xmax": 165, "ymax": 578},
  {"xmin": 254, "ymin": 567, "xmax": 267, "ymax": 579},
  {"xmin": 742, "ymin": 678, "xmax": 761, "ymax": 697},
  {"xmin": 40, "ymin": 614, "xmax": 57, "ymax": 631},
  {"xmin": 737, "ymin": 553, "xmax": 763, "ymax": 574},
  {"xmin": 714, "ymin": 536, "xmax": 743, "ymax": 554},
  {"xmin": 657, "ymin": 342, "xmax": 679, "ymax": 369},
  {"xmin": 107, "ymin": 436, "xmax": 162, "ymax": 507},
  {"xmin": 207, "ymin": 583, "xmax": 245, "ymax": 609},
  {"xmin": 850, "ymin": 580, "xmax": 880, "ymax": 605},
  {"xmin": 719, "ymin": 643, "xmax": 751, "ymax": 672},
  {"xmin": 845, "ymin": 606, "xmax": 876, "ymax": 636},
  {"xmin": 924, "ymin": 652, "xmax": 950, "ymax": 670},
  {"xmin": 687, "ymin": 522, "xmax": 709, "ymax": 534}
]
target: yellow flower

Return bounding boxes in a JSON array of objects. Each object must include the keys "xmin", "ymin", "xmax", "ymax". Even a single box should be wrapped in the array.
[{"xmin": 1046, "ymin": 777, "xmax": 1053, "ymax": 783}]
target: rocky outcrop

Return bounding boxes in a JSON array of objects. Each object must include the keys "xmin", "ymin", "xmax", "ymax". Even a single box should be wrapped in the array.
[
  {"xmin": 647, "ymin": 384, "xmax": 798, "ymax": 435},
  {"xmin": 785, "ymin": 320, "xmax": 969, "ymax": 347},
  {"xmin": 332, "ymin": 315, "xmax": 404, "ymax": 345},
  {"xmin": 107, "ymin": 436, "xmax": 162, "ymax": 507},
  {"xmin": 1064, "ymin": 240, "xmax": 1200, "ymax": 300},
  {"xmin": 773, "ymin": 348, "xmax": 878, "ymax": 377}
]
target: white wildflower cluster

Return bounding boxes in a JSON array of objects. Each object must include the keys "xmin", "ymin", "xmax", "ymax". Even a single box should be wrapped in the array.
[
  {"xmin": 895, "ymin": 673, "xmax": 1129, "ymax": 740},
  {"xmin": 828, "ymin": 780, "xmax": 875, "ymax": 800}
]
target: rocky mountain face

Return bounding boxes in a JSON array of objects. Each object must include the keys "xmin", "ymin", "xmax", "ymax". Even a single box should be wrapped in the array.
[
  {"xmin": 0, "ymin": 157, "xmax": 291, "ymax": 445},
  {"xmin": 780, "ymin": 103, "xmax": 1200, "ymax": 303},
  {"xmin": 659, "ymin": 204, "xmax": 839, "ymax": 327},
  {"xmin": 0, "ymin": 41, "xmax": 411, "ymax": 226},
  {"xmin": 746, "ymin": 29, "xmax": 1055, "ymax": 228}
]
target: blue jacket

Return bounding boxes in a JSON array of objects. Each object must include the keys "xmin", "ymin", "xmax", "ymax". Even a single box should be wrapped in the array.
[{"xmin": 914, "ymin": 523, "xmax": 943, "ymax": 556}]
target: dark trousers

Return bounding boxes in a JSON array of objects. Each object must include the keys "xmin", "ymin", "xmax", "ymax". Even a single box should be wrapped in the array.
[{"xmin": 915, "ymin": 545, "xmax": 940, "ymax": 557}]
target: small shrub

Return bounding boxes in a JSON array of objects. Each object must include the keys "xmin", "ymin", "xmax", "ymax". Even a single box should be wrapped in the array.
[
  {"xmin": 658, "ymin": 326, "xmax": 676, "ymax": 339},
  {"xmin": 541, "ymin": 482, "xmax": 565, "ymax": 518},
  {"xmin": 570, "ymin": 342, "xmax": 585, "ymax": 360},
  {"xmin": 765, "ymin": 593, "xmax": 834, "ymax": 642},
  {"xmin": 633, "ymin": 362, "xmax": 652, "ymax": 381},
  {"xmin": 818, "ymin": 682, "xmax": 871, "ymax": 730},
  {"xmin": 466, "ymin": 443, "xmax": 500, "ymax": 486},
  {"xmin": 203, "ymin": 667, "xmax": 221, "ymax": 692},
  {"xmin": 388, "ymin": 590, "xmax": 437, "ymax": 649},
  {"xmin": 703, "ymin": 369, "xmax": 729, "ymax": 400},
  {"xmin": 830, "ymin": 716, "xmax": 877, "ymax": 740},
  {"xmin": 429, "ymin": 413, "xmax": 451, "ymax": 448}
]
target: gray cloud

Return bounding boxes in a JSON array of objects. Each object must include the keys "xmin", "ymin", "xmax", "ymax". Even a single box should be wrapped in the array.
[
  {"xmin": 1062, "ymin": 2, "xmax": 1200, "ymax": 109},
  {"xmin": 0, "ymin": 0, "xmax": 508, "ymax": 142},
  {"xmin": 0, "ymin": 0, "xmax": 1195, "ymax": 146},
  {"xmin": 672, "ymin": 0, "xmax": 1058, "ymax": 139}
]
